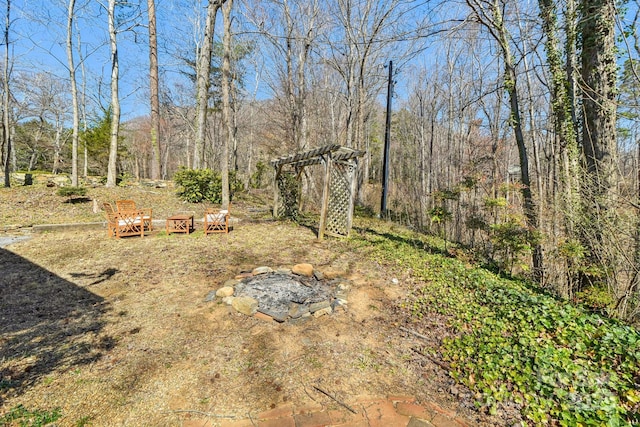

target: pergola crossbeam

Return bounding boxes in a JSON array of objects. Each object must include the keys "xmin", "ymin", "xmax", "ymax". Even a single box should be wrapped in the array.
[{"xmin": 270, "ymin": 144, "xmax": 341, "ymax": 167}]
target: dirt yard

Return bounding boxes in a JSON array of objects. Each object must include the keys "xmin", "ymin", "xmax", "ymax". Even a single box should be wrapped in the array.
[{"xmin": 0, "ymin": 186, "xmax": 497, "ymax": 426}]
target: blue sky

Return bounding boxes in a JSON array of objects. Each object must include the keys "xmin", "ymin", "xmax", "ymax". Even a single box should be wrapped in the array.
[
  {"xmin": 13, "ymin": 0, "xmax": 638, "ymax": 131},
  {"xmin": 9, "ymin": 0, "xmax": 422, "ymax": 122},
  {"xmin": 10, "ymin": 0, "xmax": 207, "ymax": 120}
]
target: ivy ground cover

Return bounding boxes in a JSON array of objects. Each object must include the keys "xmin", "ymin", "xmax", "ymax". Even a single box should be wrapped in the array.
[{"xmin": 354, "ymin": 223, "xmax": 640, "ymax": 426}]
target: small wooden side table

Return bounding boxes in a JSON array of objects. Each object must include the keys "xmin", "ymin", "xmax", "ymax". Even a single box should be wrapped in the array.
[{"xmin": 166, "ymin": 214, "xmax": 194, "ymax": 235}]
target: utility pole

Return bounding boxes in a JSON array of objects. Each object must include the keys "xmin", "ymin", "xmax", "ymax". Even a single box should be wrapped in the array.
[{"xmin": 380, "ymin": 60, "xmax": 393, "ymax": 218}]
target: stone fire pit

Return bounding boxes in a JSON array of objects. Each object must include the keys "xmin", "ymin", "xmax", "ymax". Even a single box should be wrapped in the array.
[{"xmin": 206, "ymin": 263, "xmax": 350, "ymax": 323}]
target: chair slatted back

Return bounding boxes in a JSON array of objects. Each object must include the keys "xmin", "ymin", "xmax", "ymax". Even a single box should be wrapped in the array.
[
  {"xmin": 115, "ymin": 199, "xmax": 153, "ymax": 232},
  {"xmin": 116, "ymin": 200, "xmax": 136, "ymax": 211}
]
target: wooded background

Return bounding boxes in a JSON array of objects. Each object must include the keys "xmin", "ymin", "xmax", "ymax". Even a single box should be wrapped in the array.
[{"xmin": 2, "ymin": 0, "xmax": 640, "ymax": 323}]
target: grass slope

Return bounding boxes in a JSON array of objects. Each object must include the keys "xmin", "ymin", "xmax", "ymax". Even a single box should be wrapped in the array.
[{"xmin": 352, "ymin": 220, "xmax": 640, "ymax": 426}]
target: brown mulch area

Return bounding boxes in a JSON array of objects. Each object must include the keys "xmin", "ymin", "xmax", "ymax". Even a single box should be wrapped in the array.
[{"xmin": 0, "ymin": 185, "xmax": 507, "ymax": 426}]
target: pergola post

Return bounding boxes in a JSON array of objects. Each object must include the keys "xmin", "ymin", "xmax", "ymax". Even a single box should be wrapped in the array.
[
  {"xmin": 346, "ymin": 157, "xmax": 359, "ymax": 235},
  {"xmin": 273, "ymin": 164, "xmax": 282, "ymax": 218},
  {"xmin": 318, "ymin": 153, "xmax": 332, "ymax": 241},
  {"xmin": 296, "ymin": 166, "xmax": 305, "ymax": 213}
]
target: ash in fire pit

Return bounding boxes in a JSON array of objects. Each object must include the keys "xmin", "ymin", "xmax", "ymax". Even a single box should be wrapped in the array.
[{"xmin": 208, "ymin": 264, "xmax": 350, "ymax": 323}]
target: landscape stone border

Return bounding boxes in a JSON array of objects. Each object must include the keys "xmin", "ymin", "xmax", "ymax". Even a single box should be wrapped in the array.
[{"xmin": 206, "ymin": 263, "xmax": 351, "ymax": 323}]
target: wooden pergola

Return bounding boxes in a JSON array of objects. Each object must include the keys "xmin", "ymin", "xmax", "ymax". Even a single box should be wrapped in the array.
[{"xmin": 271, "ymin": 144, "xmax": 365, "ymax": 240}]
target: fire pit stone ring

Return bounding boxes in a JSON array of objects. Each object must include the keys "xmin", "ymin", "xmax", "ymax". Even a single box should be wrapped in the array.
[{"xmin": 205, "ymin": 263, "xmax": 351, "ymax": 323}]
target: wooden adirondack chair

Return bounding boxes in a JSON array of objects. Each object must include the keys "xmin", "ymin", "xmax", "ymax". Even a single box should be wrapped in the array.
[
  {"xmin": 116, "ymin": 199, "xmax": 153, "ymax": 231},
  {"xmin": 104, "ymin": 202, "xmax": 145, "ymax": 238},
  {"xmin": 103, "ymin": 202, "xmax": 117, "ymax": 237}
]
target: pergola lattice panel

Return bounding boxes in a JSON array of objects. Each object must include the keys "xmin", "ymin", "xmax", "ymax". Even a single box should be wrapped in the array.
[{"xmin": 325, "ymin": 161, "xmax": 355, "ymax": 237}]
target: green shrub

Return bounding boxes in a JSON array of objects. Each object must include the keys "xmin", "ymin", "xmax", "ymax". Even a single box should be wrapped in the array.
[
  {"xmin": 230, "ymin": 172, "xmax": 245, "ymax": 194},
  {"xmin": 432, "ymin": 188, "xmax": 460, "ymax": 201},
  {"xmin": 276, "ymin": 171, "xmax": 299, "ymax": 220},
  {"xmin": 173, "ymin": 168, "xmax": 221, "ymax": 203},
  {"xmin": 354, "ymin": 204, "xmax": 376, "ymax": 218},
  {"xmin": 465, "ymin": 214, "xmax": 488, "ymax": 231},
  {"xmin": 484, "ymin": 197, "xmax": 508, "ymax": 208},
  {"xmin": 173, "ymin": 168, "xmax": 243, "ymax": 203},
  {"xmin": 428, "ymin": 205, "xmax": 452, "ymax": 224},
  {"xmin": 489, "ymin": 215, "xmax": 536, "ymax": 273}
]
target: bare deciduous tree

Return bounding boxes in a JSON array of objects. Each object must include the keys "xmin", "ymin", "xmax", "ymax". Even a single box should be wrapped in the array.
[
  {"xmin": 464, "ymin": 0, "xmax": 543, "ymax": 279},
  {"xmin": 194, "ymin": 0, "xmax": 223, "ymax": 169},
  {"xmin": 323, "ymin": 0, "xmax": 424, "ymax": 203},
  {"xmin": 147, "ymin": 0, "xmax": 161, "ymax": 179},
  {"xmin": 2, "ymin": 0, "xmax": 11, "ymax": 187},
  {"xmin": 67, "ymin": 0, "xmax": 80, "ymax": 186},
  {"xmin": 106, "ymin": 0, "xmax": 120, "ymax": 187},
  {"xmin": 221, "ymin": 0, "xmax": 233, "ymax": 206}
]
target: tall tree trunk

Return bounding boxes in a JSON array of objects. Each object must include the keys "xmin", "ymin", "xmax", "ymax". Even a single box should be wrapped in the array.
[
  {"xmin": 283, "ymin": 0, "xmax": 297, "ymax": 148},
  {"xmin": 67, "ymin": 0, "xmax": 79, "ymax": 186},
  {"xmin": 417, "ymin": 92, "xmax": 426, "ymax": 228},
  {"xmin": 579, "ymin": 0, "xmax": 620, "ymax": 302},
  {"xmin": 231, "ymin": 76, "xmax": 238, "ymax": 172},
  {"xmin": 106, "ymin": 0, "xmax": 120, "ymax": 188},
  {"xmin": 580, "ymin": 0, "xmax": 617, "ymax": 198},
  {"xmin": 355, "ymin": 61, "xmax": 369, "ymax": 204},
  {"xmin": 52, "ymin": 119, "xmax": 63, "ymax": 174},
  {"xmin": 78, "ymin": 25, "xmax": 88, "ymax": 179},
  {"xmin": 276, "ymin": 0, "xmax": 315, "ymax": 152},
  {"xmin": 2, "ymin": 0, "xmax": 11, "ymax": 188},
  {"xmin": 502, "ymin": 32, "xmax": 543, "ymax": 283},
  {"xmin": 516, "ymin": 5, "xmax": 544, "ymax": 246},
  {"xmin": 194, "ymin": 0, "xmax": 221, "ymax": 169},
  {"xmin": 220, "ymin": 0, "xmax": 233, "ymax": 207},
  {"xmin": 538, "ymin": 0, "xmax": 580, "ymax": 297},
  {"xmin": 147, "ymin": 0, "xmax": 161, "ymax": 179}
]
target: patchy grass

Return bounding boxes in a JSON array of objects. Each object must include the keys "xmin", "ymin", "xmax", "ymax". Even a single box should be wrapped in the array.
[
  {"xmin": 0, "ymin": 404, "xmax": 61, "ymax": 426},
  {"xmin": 1, "ymin": 184, "xmax": 506, "ymax": 426},
  {"xmin": 0, "ymin": 184, "xmax": 215, "ymax": 228}
]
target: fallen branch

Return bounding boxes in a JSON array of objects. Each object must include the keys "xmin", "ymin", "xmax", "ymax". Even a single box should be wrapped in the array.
[
  {"xmin": 313, "ymin": 385, "xmax": 358, "ymax": 414},
  {"xmin": 399, "ymin": 326, "xmax": 430, "ymax": 341},
  {"xmin": 165, "ymin": 409, "xmax": 237, "ymax": 419},
  {"xmin": 399, "ymin": 326, "xmax": 450, "ymax": 370},
  {"xmin": 247, "ymin": 412, "xmax": 257, "ymax": 426},
  {"xmin": 410, "ymin": 347, "xmax": 450, "ymax": 371},
  {"xmin": 303, "ymin": 385, "xmax": 319, "ymax": 402}
]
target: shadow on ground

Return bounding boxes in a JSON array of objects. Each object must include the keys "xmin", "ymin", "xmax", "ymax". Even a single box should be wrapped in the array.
[
  {"xmin": 0, "ymin": 248, "xmax": 110, "ymax": 404},
  {"xmin": 353, "ymin": 226, "xmax": 451, "ymax": 257},
  {"xmin": 63, "ymin": 197, "xmax": 92, "ymax": 204}
]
